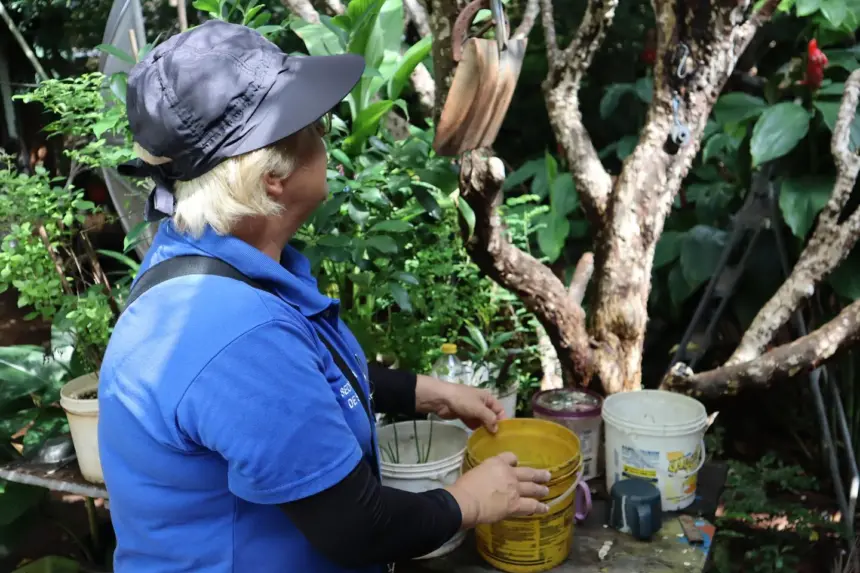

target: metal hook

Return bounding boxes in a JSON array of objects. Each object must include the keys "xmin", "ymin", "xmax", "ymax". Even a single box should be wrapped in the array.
[{"xmin": 675, "ymin": 43, "xmax": 690, "ymax": 79}]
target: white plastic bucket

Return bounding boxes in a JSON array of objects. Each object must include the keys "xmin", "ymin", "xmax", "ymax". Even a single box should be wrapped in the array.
[
  {"xmin": 532, "ymin": 389, "xmax": 603, "ymax": 481},
  {"xmin": 602, "ymin": 390, "xmax": 708, "ymax": 511},
  {"xmin": 378, "ymin": 420, "xmax": 469, "ymax": 559},
  {"xmin": 59, "ymin": 373, "xmax": 103, "ymax": 484}
]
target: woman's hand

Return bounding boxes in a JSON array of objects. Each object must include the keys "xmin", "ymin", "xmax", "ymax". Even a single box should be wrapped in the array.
[
  {"xmin": 445, "ymin": 452, "xmax": 551, "ymax": 528},
  {"xmin": 415, "ymin": 375, "xmax": 506, "ymax": 433}
]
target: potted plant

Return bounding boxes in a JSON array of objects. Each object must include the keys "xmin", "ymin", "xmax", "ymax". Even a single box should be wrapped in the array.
[
  {"xmin": 460, "ymin": 325, "xmax": 520, "ymax": 419},
  {"xmin": 377, "ymin": 418, "xmax": 469, "ymax": 558},
  {"xmin": 0, "ymin": 71, "xmax": 141, "ymax": 483}
]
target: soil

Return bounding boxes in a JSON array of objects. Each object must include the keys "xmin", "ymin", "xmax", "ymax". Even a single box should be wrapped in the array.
[{"xmin": 75, "ymin": 390, "xmax": 98, "ymax": 400}]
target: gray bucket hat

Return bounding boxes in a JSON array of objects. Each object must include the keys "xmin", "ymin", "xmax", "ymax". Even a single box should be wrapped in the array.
[{"xmin": 118, "ymin": 20, "xmax": 365, "ymax": 221}]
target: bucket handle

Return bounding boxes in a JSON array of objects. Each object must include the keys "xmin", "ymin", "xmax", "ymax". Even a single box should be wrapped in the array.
[{"xmin": 546, "ymin": 468, "xmax": 592, "ymax": 522}]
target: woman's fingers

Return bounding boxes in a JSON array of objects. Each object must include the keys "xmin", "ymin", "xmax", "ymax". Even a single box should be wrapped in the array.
[
  {"xmin": 496, "ymin": 452, "xmax": 519, "ymax": 467},
  {"xmin": 511, "ymin": 497, "xmax": 550, "ymax": 517},
  {"xmin": 515, "ymin": 466, "xmax": 552, "ymax": 484},
  {"xmin": 517, "ymin": 481, "xmax": 550, "ymax": 499}
]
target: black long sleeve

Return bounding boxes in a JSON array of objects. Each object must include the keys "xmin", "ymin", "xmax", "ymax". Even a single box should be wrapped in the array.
[
  {"xmin": 368, "ymin": 364, "xmax": 417, "ymax": 416},
  {"xmin": 279, "ymin": 459, "xmax": 462, "ymax": 568}
]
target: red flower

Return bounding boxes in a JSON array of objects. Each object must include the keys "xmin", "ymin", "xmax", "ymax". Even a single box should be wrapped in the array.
[{"xmin": 803, "ymin": 39, "xmax": 828, "ymax": 90}]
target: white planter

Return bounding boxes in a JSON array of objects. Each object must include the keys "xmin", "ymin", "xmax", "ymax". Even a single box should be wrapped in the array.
[
  {"xmin": 59, "ymin": 373, "xmax": 103, "ymax": 484},
  {"xmin": 495, "ymin": 384, "xmax": 518, "ymax": 420},
  {"xmin": 378, "ymin": 421, "xmax": 469, "ymax": 559}
]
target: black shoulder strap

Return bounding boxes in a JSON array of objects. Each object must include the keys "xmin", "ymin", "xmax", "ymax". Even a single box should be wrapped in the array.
[{"xmin": 124, "ymin": 255, "xmax": 374, "ymax": 428}]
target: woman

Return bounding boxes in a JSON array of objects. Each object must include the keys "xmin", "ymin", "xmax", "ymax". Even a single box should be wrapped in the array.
[{"xmin": 100, "ymin": 20, "xmax": 551, "ymax": 573}]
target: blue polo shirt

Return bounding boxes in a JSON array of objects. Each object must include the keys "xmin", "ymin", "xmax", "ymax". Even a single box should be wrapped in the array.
[{"xmin": 98, "ymin": 221, "xmax": 380, "ymax": 573}]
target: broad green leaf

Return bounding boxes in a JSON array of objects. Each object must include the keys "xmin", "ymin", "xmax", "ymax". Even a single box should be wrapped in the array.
[
  {"xmin": 291, "ymin": 20, "xmax": 345, "ymax": 56},
  {"xmin": 796, "ymin": 0, "xmax": 820, "ymax": 15},
  {"xmin": 330, "ymin": 149, "xmax": 353, "ymax": 171},
  {"xmin": 191, "ymin": 0, "xmax": 221, "ymax": 14},
  {"xmin": 0, "ymin": 408, "xmax": 39, "ymax": 440},
  {"xmin": 391, "ymin": 271, "xmax": 419, "ymax": 285},
  {"xmin": 318, "ymin": 235, "xmax": 352, "ymax": 248},
  {"xmin": 12, "ymin": 556, "xmax": 80, "ymax": 573},
  {"xmin": 95, "ymin": 44, "xmax": 135, "ymax": 65},
  {"xmin": 713, "ymin": 92, "xmax": 768, "ymax": 125},
  {"xmin": 343, "ymin": 100, "xmax": 395, "ymax": 153},
  {"xmin": 458, "ymin": 198, "xmax": 476, "ymax": 239},
  {"xmin": 679, "ymin": 225, "xmax": 728, "ymax": 286},
  {"xmin": 750, "ymin": 103, "xmax": 810, "ymax": 167},
  {"xmin": 634, "ymin": 76, "xmax": 653, "ymax": 104},
  {"xmin": 347, "ymin": 202, "xmax": 370, "ymax": 225},
  {"xmin": 537, "ymin": 213, "xmax": 569, "ymax": 263},
  {"xmin": 389, "ymin": 282, "xmax": 412, "ymax": 311},
  {"xmin": 313, "ymin": 193, "xmax": 349, "ymax": 228},
  {"xmin": 109, "ymin": 72, "xmax": 128, "ymax": 105},
  {"xmin": 820, "ymin": 0, "xmax": 847, "ymax": 26},
  {"xmin": 465, "ymin": 324, "xmax": 489, "ymax": 355},
  {"xmin": 668, "ymin": 265, "xmax": 697, "ymax": 308},
  {"xmin": 0, "ymin": 346, "xmax": 57, "ymax": 402},
  {"xmin": 123, "ymin": 220, "xmax": 150, "ymax": 253},
  {"xmin": 365, "ymin": 235, "xmax": 399, "ymax": 254},
  {"xmin": 21, "ymin": 410, "xmax": 68, "ymax": 455},
  {"xmin": 654, "ymin": 231, "xmax": 684, "ymax": 269},
  {"xmin": 254, "ymin": 25, "xmax": 285, "ymax": 38},
  {"xmin": 815, "ymin": 100, "xmax": 860, "ymax": 150},
  {"xmin": 97, "ymin": 249, "xmax": 140, "ymax": 273},
  {"xmin": 369, "ymin": 220, "xmax": 412, "ymax": 233},
  {"xmin": 550, "ymin": 173, "xmax": 577, "ymax": 216},
  {"xmin": 388, "ymin": 35, "xmax": 433, "ymax": 100},
  {"xmin": 818, "ymin": 82, "xmax": 845, "ymax": 96},
  {"xmin": 616, "ymin": 135, "xmax": 638, "ymax": 161},
  {"xmin": 600, "ymin": 84, "xmax": 635, "ymax": 119},
  {"xmin": 779, "ymin": 176, "xmax": 834, "ymax": 239},
  {"xmin": 502, "ymin": 158, "xmax": 543, "ymax": 191},
  {"xmin": 91, "ymin": 115, "xmax": 115, "ymax": 137},
  {"xmin": 413, "ymin": 186, "xmax": 442, "ymax": 219},
  {"xmin": 347, "ymin": 0, "xmax": 385, "ymax": 60}
]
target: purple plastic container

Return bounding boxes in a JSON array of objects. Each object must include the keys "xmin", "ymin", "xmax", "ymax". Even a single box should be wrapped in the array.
[{"xmin": 532, "ymin": 388, "xmax": 604, "ymax": 481}]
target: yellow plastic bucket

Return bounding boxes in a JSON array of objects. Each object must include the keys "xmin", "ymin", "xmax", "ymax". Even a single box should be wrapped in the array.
[{"xmin": 463, "ymin": 419, "xmax": 583, "ymax": 573}]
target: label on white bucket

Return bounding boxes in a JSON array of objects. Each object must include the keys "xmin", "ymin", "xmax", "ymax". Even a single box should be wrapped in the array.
[{"xmin": 615, "ymin": 443, "xmax": 702, "ymax": 509}]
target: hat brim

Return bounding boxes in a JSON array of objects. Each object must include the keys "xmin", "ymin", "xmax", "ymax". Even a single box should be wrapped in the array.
[{"xmin": 229, "ymin": 53, "xmax": 366, "ymax": 157}]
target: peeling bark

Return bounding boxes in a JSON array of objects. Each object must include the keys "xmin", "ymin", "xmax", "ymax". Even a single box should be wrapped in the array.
[
  {"xmin": 404, "ymin": 0, "xmax": 432, "ymax": 37},
  {"xmin": 660, "ymin": 68, "xmax": 860, "ymax": 396},
  {"xmin": 283, "ymin": 0, "xmax": 320, "ymax": 23},
  {"xmin": 438, "ymin": 0, "xmax": 782, "ymax": 395},
  {"xmin": 429, "ymin": 0, "xmax": 467, "ymax": 123},
  {"xmin": 539, "ymin": 252, "xmax": 593, "ymax": 391},
  {"xmin": 540, "ymin": 0, "xmax": 615, "ymax": 225},
  {"xmin": 589, "ymin": 0, "xmax": 768, "ymax": 392},
  {"xmin": 459, "ymin": 151, "xmax": 594, "ymax": 384},
  {"xmin": 727, "ymin": 69, "xmax": 860, "ymax": 365},
  {"xmin": 662, "ymin": 297, "xmax": 860, "ymax": 399}
]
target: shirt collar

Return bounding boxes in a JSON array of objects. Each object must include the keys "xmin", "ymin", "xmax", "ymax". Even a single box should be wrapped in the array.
[{"xmin": 151, "ymin": 221, "xmax": 338, "ymax": 320}]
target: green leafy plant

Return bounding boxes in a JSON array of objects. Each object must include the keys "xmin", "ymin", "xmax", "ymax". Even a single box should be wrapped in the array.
[{"xmin": 291, "ymin": 0, "xmax": 433, "ymax": 154}]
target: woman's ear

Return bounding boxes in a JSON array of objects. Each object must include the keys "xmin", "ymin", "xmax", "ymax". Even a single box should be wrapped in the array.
[{"xmin": 262, "ymin": 171, "xmax": 287, "ymax": 199}]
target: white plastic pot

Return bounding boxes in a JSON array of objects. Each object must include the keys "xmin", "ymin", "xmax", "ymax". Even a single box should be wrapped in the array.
[
  {"xmin": 495, "ymin": 384, "xmax": 518, "ymax": 420},
  {"xmin": 602, "ymin": 390, "xmax": 708, "ymax": 511},
  {"xmin": 59, "ymin": 373, "xmax": 103, "ymax": 484},
  {"xmin": 378, "ymin": 420, "xmax": 469, "ymax": 559}
]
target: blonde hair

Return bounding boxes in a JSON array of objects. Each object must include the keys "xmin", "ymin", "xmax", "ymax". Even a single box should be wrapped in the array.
[{"xmin": 133, "ymin": 133, "xmax": 307, "ymax": 237}]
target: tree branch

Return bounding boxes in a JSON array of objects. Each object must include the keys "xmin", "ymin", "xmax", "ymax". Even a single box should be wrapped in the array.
[
  {"xmin": 662, "ymin": 297, "xmax": 860, "ymax": 400},
  {"xmin": 404, "ymin": 0, "xmax": 432, "ymax": 37},
  {"xmin": 541, "ymin": 0, "xmax": 616, "ymax": 225},
  {"xmin": 459, "ymin": 150, "xmax": 593, "ymax": 383},
  {"xmin": 727, "ymin": 69, "xmax": 860, "ymax": 365},
  {"xmin": 282, "ymin": 0, "xmax": 320, "ymax": 23},
  {"xmin": 513, "ymin": 0, "xmax": 540, "ymax": 40},
  {"xmin": 568, "ymin": 251, "xmax": 594, "ymax": 304}
]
